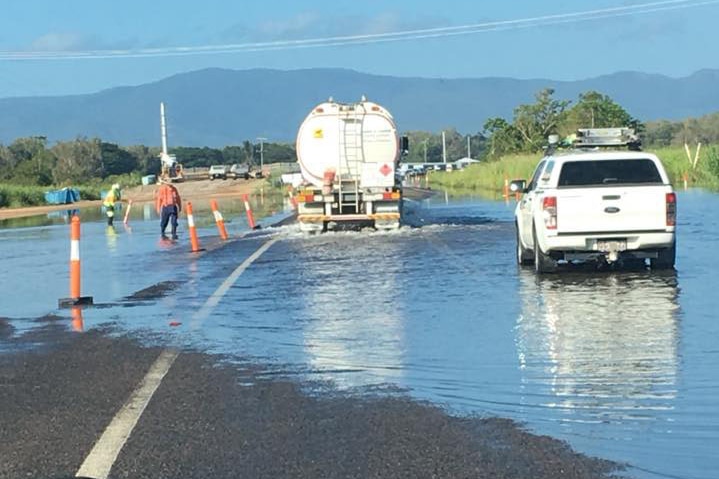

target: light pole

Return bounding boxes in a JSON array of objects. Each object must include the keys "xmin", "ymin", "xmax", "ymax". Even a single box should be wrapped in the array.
[
  {"xmin": 256, "ymin": 137, "xmax": 267, "ymax": 171},
  {"xmin": 442, "ymin": 131, "xmax": 447, "ymax": 164}
]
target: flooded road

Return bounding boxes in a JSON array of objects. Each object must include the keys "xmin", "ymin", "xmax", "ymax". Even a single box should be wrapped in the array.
[{"xmin": 1, "ymin": 190, "xmax": 718, "ymax": 478}]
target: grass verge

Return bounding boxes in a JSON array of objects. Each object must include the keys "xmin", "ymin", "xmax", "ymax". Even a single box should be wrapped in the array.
[{"xmin": 429, "ymin": 146, "xmax": 719, "ymax": 192}]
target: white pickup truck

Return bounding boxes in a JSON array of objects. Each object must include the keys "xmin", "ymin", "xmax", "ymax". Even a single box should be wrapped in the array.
[{"xmin": 512, "ymin": 131, "xmax": 676, "ymax": 273}]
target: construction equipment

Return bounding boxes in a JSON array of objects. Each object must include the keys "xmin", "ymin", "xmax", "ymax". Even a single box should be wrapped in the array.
[
  {"xmin": 295, "ymin": 96, "xmax": 408, "ymax": 233},
  {"xmin": 158, "ymin": 102, "xmax": 184, "ymax": 182}
]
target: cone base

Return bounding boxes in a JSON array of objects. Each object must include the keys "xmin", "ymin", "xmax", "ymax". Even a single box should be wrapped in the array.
[{"xmin": 58, "ymin": 296, "xmax": 94, "ymax": 308}]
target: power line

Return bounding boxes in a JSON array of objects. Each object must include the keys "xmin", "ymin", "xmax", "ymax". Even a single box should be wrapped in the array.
[{"xmin": 1, "ymin": 0, "xmax": 717, "ymax": 61}]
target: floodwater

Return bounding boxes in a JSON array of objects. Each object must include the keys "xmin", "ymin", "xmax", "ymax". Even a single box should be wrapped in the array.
[{"xmin": 1, "ymin": 190, "xmax": 718, "ymax": 479}]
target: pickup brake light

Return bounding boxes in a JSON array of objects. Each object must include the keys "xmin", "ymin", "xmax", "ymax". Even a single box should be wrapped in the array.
[
  {"xmin": 666, "ymin": 192, "xmax": 676, "ymax": 227},
  {"xmin": 542, "ymin": 196, "xmax": 557, "ymax": 230}
]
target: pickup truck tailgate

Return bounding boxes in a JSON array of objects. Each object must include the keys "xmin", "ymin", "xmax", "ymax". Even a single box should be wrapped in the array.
[{"xmin": 556, "ymin": 186, "xmax": 671, "ymax": 234}]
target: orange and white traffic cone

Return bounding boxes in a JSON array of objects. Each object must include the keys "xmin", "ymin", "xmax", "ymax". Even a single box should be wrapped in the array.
[
  {"xmin": 288, "ymin": 188, "xmax": 298, "ymax": 210},
  {"xmin": 186, "ymin": 202, "xmax": 202, "ymax": 252},
  {"xmin": 71, "ymin": 307, "xmax": 84, "ymax": 332},
  {"xmin": 210, "ymin": 199, "xmax": 229, "ymax": 240},
  {"xmin": 243, "ymin": 194, "xmax": 257, "ymax": 230},
  {"xmin": 59, "ymin": 215, "xmax": 93, "ymax": 308},
  {"xmin": 123, "ymin": 199, "xmax": 133, "ymax": 224}
]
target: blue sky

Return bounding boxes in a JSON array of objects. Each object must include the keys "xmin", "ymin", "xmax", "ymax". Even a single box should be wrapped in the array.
[{"xmin": 0, "ymin": 0, "xmax": 718, "ymax": 97}]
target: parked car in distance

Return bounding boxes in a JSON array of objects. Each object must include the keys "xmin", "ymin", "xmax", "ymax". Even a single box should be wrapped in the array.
[
  {"xmin": 208, "ymin": 165, "xmax": 228, "ymax": 180},
  {"xmin": 229, "ymin": 163, "xmax": 250, "ymax": 180}
]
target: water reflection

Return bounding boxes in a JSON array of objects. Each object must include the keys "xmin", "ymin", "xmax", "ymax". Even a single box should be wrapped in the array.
[
  {"xmin": 295, "ymin": 234, "xmax": 406, "ymax": 389},
  {"xmin": 105, "ymin": 225, "xmax": 118, "ymax": 252},
  {"xmin": 515, "ymin": 270, "xmax": 680, "ymax": 422}
]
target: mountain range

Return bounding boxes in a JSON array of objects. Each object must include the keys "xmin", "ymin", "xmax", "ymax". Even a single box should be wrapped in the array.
[{"xmin": 1, "ymin": 67, "xmax": 718, "ymax": 146}]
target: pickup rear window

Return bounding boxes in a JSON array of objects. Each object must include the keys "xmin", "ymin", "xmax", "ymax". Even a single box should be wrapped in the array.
[{"xmin": 557, "ymin": 159, "xmax": 663, "ymax": 187}]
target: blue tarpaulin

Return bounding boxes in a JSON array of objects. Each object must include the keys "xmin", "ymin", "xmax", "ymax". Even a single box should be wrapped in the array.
[
  {"xmin": 142, "ymin": 175, "xmax": 157, "ymax": 186},
  {"xmin": 44, "ymin": 187, "xmax": 81, "ymax": 205}
]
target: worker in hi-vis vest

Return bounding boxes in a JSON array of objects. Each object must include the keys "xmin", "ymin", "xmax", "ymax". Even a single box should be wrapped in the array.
[
  {"xmin": 154, "ymin": 178, "xmax": 182, "ymax": 239},
  {"xmin": 103, "ymin": 183, "xmax": 122, "ymax": 227}
]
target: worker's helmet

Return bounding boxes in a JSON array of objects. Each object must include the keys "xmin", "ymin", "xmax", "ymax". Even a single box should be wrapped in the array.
[{"xmin": 112, "ymin": 183, "xmax": 120, "ymax": 190}]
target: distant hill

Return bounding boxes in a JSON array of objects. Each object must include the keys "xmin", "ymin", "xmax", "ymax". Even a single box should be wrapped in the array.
[{"xmin": 1, "ymin": 67, "xmax": 718, "ymax": 146}]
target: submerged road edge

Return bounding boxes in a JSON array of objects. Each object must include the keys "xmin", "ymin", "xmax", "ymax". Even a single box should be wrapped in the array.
[{"xmin": 75, "ymin": 236, "xmax": 279, "ymax": 479}]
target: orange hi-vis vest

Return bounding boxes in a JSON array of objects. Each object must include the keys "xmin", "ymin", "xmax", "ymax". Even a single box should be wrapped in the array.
[{"xmin": 155, "ymin": 184, "xmax": 181, "ymax": 212}]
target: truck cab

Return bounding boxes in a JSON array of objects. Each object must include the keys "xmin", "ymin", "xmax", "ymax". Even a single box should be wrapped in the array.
[{"xmin": 513, "ymin": 128, "xmax": 677, "ymax": 273}]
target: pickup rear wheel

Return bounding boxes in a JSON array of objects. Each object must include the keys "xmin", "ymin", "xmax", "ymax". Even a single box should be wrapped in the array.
[
  {"xmin": 651, "ymin": 242, "xmax": 676, "ymax": 270},
  {"xmin": 516, "ymin": 224, "xmax": 533, "ymax": 266},
  {"xmin": 533, "ymin": 225, "xmax": 557, "ymax": 274}
]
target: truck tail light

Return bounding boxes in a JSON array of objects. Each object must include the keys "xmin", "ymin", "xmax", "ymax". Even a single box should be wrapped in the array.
[
  {"xmin": 542, "ymin": 196, "xmax": 557, "ymax": 230},
  {"xmin": 666, "ymin": 192, "xmax": 676, "ymax": 226},
  {"xmin": 296, "ymin": 192, "xmax": 316, "ymax": 203},
  {"xmin": 382, "ymin": 191, "xmax": 401, "ymax": 200}
]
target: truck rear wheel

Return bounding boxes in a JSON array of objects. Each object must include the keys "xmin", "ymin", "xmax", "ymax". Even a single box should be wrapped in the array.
[
  {"xmin": 533, "ymin": 225, "xmax": 557, "ymax": 274},
  {"xmin": 651, "ymin": 242, "xmax": 676, "ymax": 270}
]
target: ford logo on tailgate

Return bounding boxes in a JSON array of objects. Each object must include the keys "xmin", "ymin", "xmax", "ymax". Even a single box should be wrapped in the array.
[{"xmin": 604, "ymin": 206, "xmax": 621, "ymax": 214}]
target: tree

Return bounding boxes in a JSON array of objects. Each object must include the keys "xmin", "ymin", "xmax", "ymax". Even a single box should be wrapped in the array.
[
  {"xmin": 261, "ymin": 142, "xmax": 296, "ymax": 164},
  {"xmin": 124, "ymin": 144, "xmax": 159, "ymax": 175},
  {"xmin": 3, "ymin": 137, "xmax": 56, "ymax": 185},
  {"xmin": 51, "ymin": 137, "xmax": 103, "ymax": 184},
  {"xmin": 513, "ymin": 89, "xmax": 571, "ymax": 152},
  {"xmin": 8, "ymin": 136, "xmax": 47, "ymax": 163},
  {"xmin": 242, "ymin": 141, "xmax": 254, "ymax": 165},
  {"xmin": 101, "ymin": 142, "xmax": 137, "ymax": 176},
  {"xmin": 171, "ymin": 146, "xmax": 223, "ymax": 168},
  {"xmin": 561, "ymin": 91, "xmax": 639, "ymax": 134},
  {"xmin": 222, "ymin": 146, "xmax": 246, "ymax": 164},
  {"xmin": 483, "ymin": 117, "xmax": 522, "ymax": 159},
  {"xmin": 643, "ymin": 120, "xmax": 681, "ymax": 147}
]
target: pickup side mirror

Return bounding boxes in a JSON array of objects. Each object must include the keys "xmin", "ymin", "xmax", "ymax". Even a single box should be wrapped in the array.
[{"xmin": 510, "ymin": 179, "xmax": 527, "ymax": 193}]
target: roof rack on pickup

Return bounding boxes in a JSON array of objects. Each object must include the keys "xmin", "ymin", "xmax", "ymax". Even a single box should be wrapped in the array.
[
  {"xmin": 546, "ymin": 127, "xmax": 642, "ymax": 155},
  {"xmin": 574, "ymin": 128, "xmax": 641, "ymax": 149}
]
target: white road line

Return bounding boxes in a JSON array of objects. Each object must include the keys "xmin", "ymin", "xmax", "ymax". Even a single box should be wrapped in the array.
[
  {"xmin": 75, "ymin": 236, "xmax": 278, "ymax": 479},
  {"xmin": 190, "ymin": 237, "xmax": 279, "ymax": 328},
  {"xmin": 75, "ymin": 349, "xmax": 179, "ymax": 479}
]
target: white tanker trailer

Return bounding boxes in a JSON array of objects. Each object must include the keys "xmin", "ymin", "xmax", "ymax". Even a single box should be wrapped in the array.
[{"xmin": 295, "ymin": 97, "xmax": 407, "ymax": 233}]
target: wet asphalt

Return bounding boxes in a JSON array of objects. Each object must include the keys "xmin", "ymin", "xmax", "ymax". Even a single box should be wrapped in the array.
[{"xmin": 0, "ymin": 328, "xmax": 620, "ymax": 479}]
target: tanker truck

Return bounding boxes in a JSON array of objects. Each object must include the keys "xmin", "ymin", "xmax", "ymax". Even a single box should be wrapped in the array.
[{"xmin": 295, "ymin": 96, "xmax": 407, "ymax": 233}]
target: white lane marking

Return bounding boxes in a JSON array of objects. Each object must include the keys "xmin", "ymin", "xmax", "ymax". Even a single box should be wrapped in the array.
[
  {"xmin": 75, "ymin": 349, "xmax": 179, "ymax": 479},
  {"xmin": 191, "ymin": 237, "xmax": 278, "ymax": 328},
  {"xmin": 75, "ymin": 236, "xmax": 278, "ymax": 479}
]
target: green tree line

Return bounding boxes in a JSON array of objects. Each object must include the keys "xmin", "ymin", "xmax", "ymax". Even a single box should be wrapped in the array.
[
  {"xmin": 0, "ymin": 137, "xmax": 297, "ymax": 187},
  {"xmin": 479, "ymin": 89, "xmax": 642, "ymax": 159},
  {"xmin": 403, "ymin": 89, "xmax": 653, "ymax": 163},
  {"xmin": 643, "ymin": 112, "xmax": 719, "ymax": 146}
]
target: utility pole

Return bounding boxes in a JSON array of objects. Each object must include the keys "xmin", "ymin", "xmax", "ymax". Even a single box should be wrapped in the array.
[
  {"xmin": 467, "ymin": 136, "xmax": 471, "ymax": 159},
  {"xmin": 442, "ymin": 131, "xmax": 447, "ymax": 164},
  {"xmin": 256, "ymin": 137, "xmax": 267, "ymax": 171},
  {"xmin": 423, "ymin": 138, "xmax": 428, "ymax": 164}
]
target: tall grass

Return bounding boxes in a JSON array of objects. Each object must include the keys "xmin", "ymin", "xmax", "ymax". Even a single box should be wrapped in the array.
[
  {"xmin": 0, "ymin": 172, "xmax": 141, "ymax": 208},
  {"xmin": 0, "ymin": 184, "xmax": 102, "ymax": 208},
  {"xmin": 429, "ymin": 146, "xmax": 719, "ymax": 192}
]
